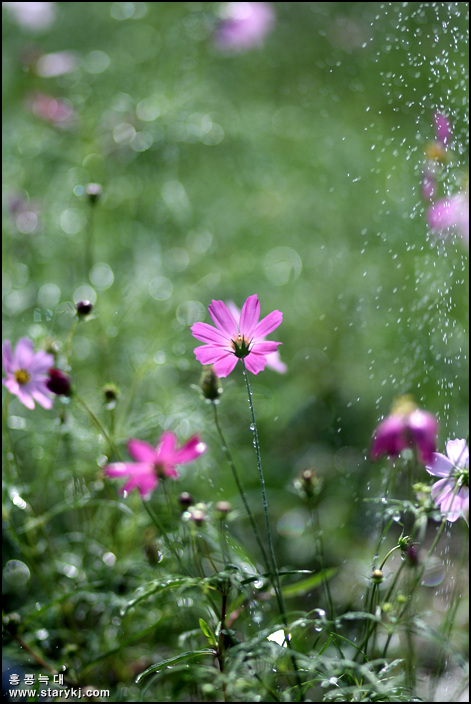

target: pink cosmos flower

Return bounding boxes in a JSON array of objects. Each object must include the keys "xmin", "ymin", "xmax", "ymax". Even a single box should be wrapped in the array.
[
  {"xmin": 226, "ymin": 301, "xmax": 287, "ymax": 374},
  {"xmin": 370, "ymin": 396, "xmax": 438, "ymax": 465},
  {"xmin": 191, "ymin": 294, "xmax": 282, "ymax": 378},
  {"xmin": 427, "ymin": 191, "xmax": 469, "ymax": 246},
  {"xmin": 2, "ymin": 338, "xmax": 54, "ymax": 410},
  {"xmin": 426, "ymin": 438, "xmax": 469, "ymax": 523},
  {"xmin": 214, "ymin": 2, "xmax": 275, "ymax": 52},
  {"xmin": 104, "ymin": 432, "xmax": 206, "ymax": 499}
]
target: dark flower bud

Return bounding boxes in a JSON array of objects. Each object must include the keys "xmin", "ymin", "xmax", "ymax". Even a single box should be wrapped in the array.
[
  {"xmin": 76, "ymin": 300, "xmax": 93, "ymax": 317},
  {"xmin": 86, "ymin": 182, "xmax": 102, "ymax": 204},
  {"xmin": 178, "ymin": 491, "xmax": 194, "ymax": 509},
  {"xmin": 47, "ymin": 368, "xmax": 72, "ymax": 396},
  {"xmin": 200, "ymin": 366, "xmax": 223, "ymax": 401},
  {"xmin": 103, "ymin": 383, "xmax": 119, "ymax": 403},
  {"xmin": 404, "ymin": 544, "xmax": 419, "ymax": 567}
]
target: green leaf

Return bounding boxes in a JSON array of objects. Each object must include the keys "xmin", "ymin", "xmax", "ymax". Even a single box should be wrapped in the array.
[
  {"xmin": 135, "ymin": 649, "xmax": 215, "ymax": 683},
  {"xmin": 199, "ymin": 618, "xmax": 217, "ymax": 646},
  {"xmin": 281, "ymin": 568, "xmax": 337, "ymax": 597}
]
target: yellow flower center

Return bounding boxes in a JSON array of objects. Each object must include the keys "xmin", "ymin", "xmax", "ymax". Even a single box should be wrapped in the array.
[
  {"xmin": 15, "ymin": 369, "xmax": 31, "ymax": 385},
  {"xmin": 231, "ymin": 334, "xmax": 251, "ymax": 359}
]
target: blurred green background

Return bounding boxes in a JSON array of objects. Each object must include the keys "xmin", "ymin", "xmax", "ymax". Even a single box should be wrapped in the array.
[{"xmin": 2, "ymin": 2, "xmax": 469, "ymax": 699}]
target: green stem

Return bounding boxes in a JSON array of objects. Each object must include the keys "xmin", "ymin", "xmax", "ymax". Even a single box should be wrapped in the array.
[
  {"xmin": 241, "ymin": 362, "xmax": 304, "ymax": 700},
  {"xmin": 74, "ymin": 394, "xmax": 120, "ymax": 461},
  {"xmin": 211, "ymin": 400, "xmax": 270, "ymax": 572}
]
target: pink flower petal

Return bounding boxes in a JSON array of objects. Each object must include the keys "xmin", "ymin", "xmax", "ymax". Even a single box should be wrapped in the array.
[
  {"xmin": 244, "ymin": 350, "xmax": 270, "ymax": 374},
  {"xmin": 194, "ymin": 344, "xmax": 233, "ymax": 366},
  {"xmin": 15, "ymin": 337, "xmax": 35, "ymax": 369},
  {"xmin": 426, "ymin": 452, "xmax": 454, "ymax": 478},
  {"xmin": 156, "ymin": 431, "xmax": 178, "ymax": 461},
  {"xmin": 2, "ymin": 340, "xmax": 14, "ymax": 375},
  {"xmin": 208, "ymin": 300, "xmax": 238, "ymax": 337},
  {"xmin": 239, "ymin": 294, "xmax": 260, "ymax": 337},
  {"xmin": 251, "ymin": 340, "xmax": 281, "ymax": 356},
  {"xmin": 128, "ymin": 439, "xmax": 158, "ymax": 463},
  {"xmin": 172, "ymin": 435, "xmax": 207, "ymax": 464},
  {"xmin": 253, "ymin": 309, "xmax": 283, "ymax": 340},
  {"xmin": 445, "ymin": 438, "xmax": 469, "ymax": 468},
  {"xmin": 213, "ymin": 354, "xmax": 239, "ymax": 378},
  {"xmin": 191, "ymin": 322, "xmax": 229, "ymax": 345}
]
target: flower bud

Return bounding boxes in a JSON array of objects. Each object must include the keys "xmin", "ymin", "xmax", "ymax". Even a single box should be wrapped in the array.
[
  {"xmin": 46, "ymin": 368, "xmax": 72, "ymax": 396},
  {"xmin": 371, "ymin": 569, "xmax": 384, "ymax": 584},
  {"xmin": 76, "ymin": 300, "xmax": 93, "ymax": 317},
  {"xmin": 190, "ymin": 507, "xmax": 206, "ymax": 525},
  {"xmin": 178, "ymin": 491, "xmax": 194, "ymax": 509},
  {"xmin": 215, "ymin": 500, "xmax": 232, "ymax": 518},
  {"xmin": 200, "ymin": 366, "xmax": 223, "ymax": 401},
  {"xmin": 86, "ymin": 182, "xmax": 102, "ymax": 204},
  {"xmin": 103, "ymin": 383, "xmax": 119, "ymax": 403}
]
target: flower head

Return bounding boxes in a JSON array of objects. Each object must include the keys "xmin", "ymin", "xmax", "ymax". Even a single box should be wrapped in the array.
[
  {"xmin": 46, "ymin": 368, "xmax": 72, "ymax": 396},
  {"xmin": 104, "ymin": 431, "xmax": 206, "ymax": 499},
  {"xmin": 226, "ymin": 300, "xmax": 287, "ymax": 373},
  {"xmin": 426, "ymin": 438, "xmax": 469, "ymax": 523},
  {"xmin": 2, "ymin": 338, "xmax": 54, "ymax": 410},
  {"xmin": 370, "ymin": 396, "xmax": 438, "ymax": 465},
  {"xmin": 427, "ymin": 190, "xmax": 469, "ymax": 246},
  {"xmin": 191, "ymin": 294, "xmax": 282, "ymax": 378},
  {"xmin": 214, "ymin": 2, "xmax": 275, "ymax": 52}
]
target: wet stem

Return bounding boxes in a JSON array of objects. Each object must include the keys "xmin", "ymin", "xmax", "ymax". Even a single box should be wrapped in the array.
[
  {"xmin": 241, "ymin": 362, "xmax": 304, "ymax": 700},
  {"xmin": 211, "ymin": 399, "xmax": 270, "ymax": 572}
]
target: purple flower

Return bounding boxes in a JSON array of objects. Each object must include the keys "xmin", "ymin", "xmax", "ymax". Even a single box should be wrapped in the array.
[
  {"xmin": 191, "ymin": 294, "xmax": 282, "ymax": 378},
  {"xmin": 426, "ymin": 439, "xmax": 469, "ymax": 523},
  {"xmin": 427, "ymin": 191, "xmax": 469, "ymax": 246},
  {"xmin": 214, "ymin": 2, "xmax": 275, "ymax": 52},
  {"xmin": 104, "ymin": 432, "xmax": 206, "ymax": 499},
  {"xmin": 2, "ymin": 338, "xmax": 54, "ymax": 410},
  {"xmin": 370, "ymin": 396, "xmax": 438, "ymax": 465}
]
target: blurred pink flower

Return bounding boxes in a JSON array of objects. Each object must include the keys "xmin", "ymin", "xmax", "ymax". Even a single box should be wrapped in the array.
[
  {"xmin": 426, "ymin": 439, "xmax": 469, "ymax": 523},
  {"xmin": 27, "ymin": 91, "xmax": 77, "ymax": 128},
  {"xmin": 3, "ymin": 2, "xmax": 56, "ymax": 31},
  {"xmin": 427, "ymin": 190, "xmax": 469, "ymax": 246},
  {"xmin": 370, "ymin": 396, "xmax": 438, "ymax": 465},
  {"xmin": 433, "ymin": 111, "xmax": 452, "ymax": 146},
  {"xmin": 214, "ymin": 2, "xmax": 275, "ymax": 52},
  {"xmin": 191, "ymin": 294, "xmax": 282, "ymax": 378},
  {"xmin": 226, "ymin": 301, "xmax": 287, "ymax": 373},
  {"xmin": 104, "ymin": 432, "xmax": 206, "ymax": 499},
  {"xmin": 2, "ymin": 337, "xmax": 54, "ymax": 410}
]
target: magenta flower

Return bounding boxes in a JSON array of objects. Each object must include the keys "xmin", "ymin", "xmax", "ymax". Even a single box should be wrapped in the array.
[
  {"xmin": 2, "ymin": 338, "xmax": 54, "ymax": 410},
  {"xmin": 226, "ymin": 301, "xmax": 287, "ymax": 374},
  {"xmin": 191, "ymin": 294, "xmax": 282, "ymax": 378},
  {"xmin": 104, "ymin": 432, "xmax": 206, "ymax": 499},
  {"xmin": 427, "ymin": 191, "xmax": 469, "ymax": 246},
  {"xmin": 426, "ymin": 439, "xmax": 469, "ymax": 523},
  {"xmin": 370, "ymin": 396, "xmax": 438, "ymax": 465},
  {"xmin": 214, "ymin": 2, "xmax": 275, "ymax": 52}
]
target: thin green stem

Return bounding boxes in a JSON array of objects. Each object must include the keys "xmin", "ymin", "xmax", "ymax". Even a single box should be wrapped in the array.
[
  {"xmin": 74, "ymin": 394, "xmax": 120, "ymax": 461},
  {"xmin": 211, "ymin": 400, "xmax": 270, "ymax": 572},
  {"xmin": 241, "ymin": 362, "xmax": 304, "ymax": 699}
]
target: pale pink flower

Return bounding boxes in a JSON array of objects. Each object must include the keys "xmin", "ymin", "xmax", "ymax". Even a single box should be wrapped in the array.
[
  {"xmin": 426, "ymin": 439, "xmax": 469, "ymax": 523},
  {"xmin": 2, "ymin": 338, "xmax": 54, "ymax": 410},
  {"xmin": 214, "ymin": 2, "xmax": 275, "ymax": 52},
  {"xmin": 191, "ymin": 294, "xmax": 282, "ymax": 378},
  {"xmin": 104, "ymin": 432, "xmax": 206, "ymax": 499},
  {"xmin": 370, "ymin": 396, "xmax": 438, "ymax": 465}
]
